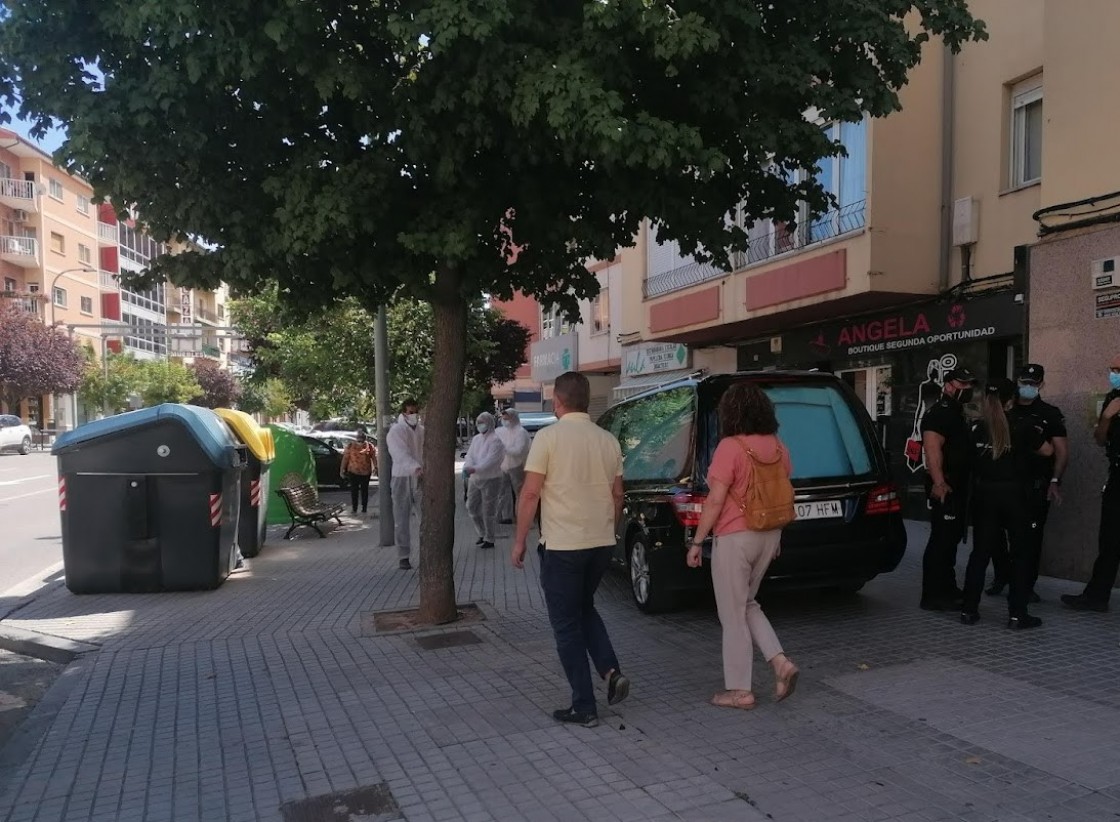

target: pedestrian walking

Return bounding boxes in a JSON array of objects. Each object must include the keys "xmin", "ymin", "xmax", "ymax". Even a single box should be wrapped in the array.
[
  {"xmin": 987, "ymin": 363, "xmax": 1067, "ymax": 602},
  {"xmin": 685, "ymin": 382, "xmax": 799, "ymax": 710},
  {"xmin": 385, "ymin": 399, "xmax": 424, "ymax": 570},
  {"xmin": 464, "ymin": 412, "xmax": 505, "ymax": 549},
  {"xmin": 960, "ymin": 379, "xmax": 1052, "ymax": 629},
  {"xmin": 1062, "ymin": 353, "xmax": 1120, "ymax": 613},
  {"xmin": 920, "ymin": 367, "xmax": 977, "ymax": 611},
  {"xmin": 511, "ymin": 372, "xmax": 630, "ymax": 728},
  {"xmin": 496, "ymin": 408, "xmax": 531, "ymax": 524},
  {"xmin": 340, "ymin": 429, "xmax": 377, "ymax": 516}
]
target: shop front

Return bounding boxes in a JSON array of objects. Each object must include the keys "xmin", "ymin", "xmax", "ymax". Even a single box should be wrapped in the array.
[
  {"xmin": 614, "ymin": 341, "xmax": 694, "ymax": 403},
  {"xmin": 736, "ymin": 286, "xmax": 1024, "ymax": 516}
]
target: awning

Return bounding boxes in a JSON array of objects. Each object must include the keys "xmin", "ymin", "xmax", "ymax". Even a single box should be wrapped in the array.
[{"xmin": 612, "ymin": 369, "xmax": 693, "ymax": 401}]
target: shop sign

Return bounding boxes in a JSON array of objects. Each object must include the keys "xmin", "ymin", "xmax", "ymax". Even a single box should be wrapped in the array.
[
  {"xmin": 1094, "ymin": 289, "xmax": 1120, "ymax": 320},
  {"xmin": 622, "ymin": 342, "xmax": 690, "ymax": 377},
  {"xmin": 778, "ymin": 291, "xmax": 1022, "ymax": 361},
  {"xmin": 530, "ymin": 334, "xmax": 578, "ymax": 382}
]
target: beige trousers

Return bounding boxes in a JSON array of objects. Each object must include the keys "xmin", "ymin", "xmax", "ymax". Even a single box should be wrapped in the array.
[{"xmin": 710, "ymin": 529, "xmax": 784, "ymax": 691}]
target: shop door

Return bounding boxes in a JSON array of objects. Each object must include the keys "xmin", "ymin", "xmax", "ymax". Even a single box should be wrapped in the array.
[{"xmin": 839, "ymin": 366, "xmax": 892, "ymax": 445}]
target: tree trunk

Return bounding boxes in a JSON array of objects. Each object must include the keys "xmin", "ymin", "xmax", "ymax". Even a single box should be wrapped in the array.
[{"xmin": 417, "ymin": 266, "xmax": 468, "ymax": 624}]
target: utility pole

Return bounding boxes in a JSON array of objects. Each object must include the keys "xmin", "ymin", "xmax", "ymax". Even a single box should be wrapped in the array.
[{"xmin": 374, "ymin": 305, "xmax": 395, "ymax": 546}]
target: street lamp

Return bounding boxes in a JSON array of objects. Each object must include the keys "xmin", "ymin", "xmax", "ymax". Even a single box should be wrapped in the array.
[{"xmin": 48, "ymin": 267, "xmax": 96, "ymax": 326}]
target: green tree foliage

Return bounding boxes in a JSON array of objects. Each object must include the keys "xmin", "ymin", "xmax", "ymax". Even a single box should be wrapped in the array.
[
  {"xmin": 0, "ymin": 0, "xmax": 984, "ymax": 622},
  {"xmin": 237, "ymin": 377, "xmax": 293, "ymax": 420},
  {"xmin": 0, "ymin": 301, "xmax": 85, "ymax": 413},
  {"xmin": 77, "ymin": 350, "xmax": 144, "ymax": 415},
  {"xmin": 139, "ymin": 360, "xmax": 203, "ymax": 407}
]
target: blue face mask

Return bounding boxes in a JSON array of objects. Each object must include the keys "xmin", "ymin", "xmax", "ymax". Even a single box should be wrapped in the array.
[
  {"xmin": 1110, "ymin": 372, "xmax": 1120, "ymax": 391},
  {"xmin": 1018, "ymin": 384, "xmax": 1039, "ymax": 401}
]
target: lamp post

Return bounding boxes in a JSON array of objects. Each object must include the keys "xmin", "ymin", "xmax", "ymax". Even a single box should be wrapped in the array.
[{"xmin": 48, "ymin": 267, "xmax": 96, "ymax": 327}]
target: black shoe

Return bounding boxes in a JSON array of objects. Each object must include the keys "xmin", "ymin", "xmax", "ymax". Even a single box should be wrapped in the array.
[
  {"xmin": 480, "ymin": 541, "xmax": 495, "ymax": 549},
  {"xmin": 1007, "ymin": 614, "xmax": 1042, "ymax": 630},
  {"xmin": 607, "ymin": 671, "xmax": 630, "ymax": 706},
  {"xmin": 985, "ymin": 581, "xmax": 1007, "ymax": 597},
  {"xmin": 1028, "ymin": 591, "xmax": 1041, "ymax": 604},
  {"xmin": 475, "ymin": 537, "xmax": 485, "ymax": 546},
  {"xmin": 1061, "ymin": 594, "xmax": 1108, "ymax": 613},
  {"xmin": 552, "ymin": 708, "xmax": 599, "ymax": 728},
  {"xmin": 398, "ymin": 559, "xmax": 412, "ymax": 570},
  {"xmin": 499, "ymin": 518, "xmax": 513, "ymax": 525},
  {"xmin": 960, "ymin": 611, "xmax": 980, "ymax": 626},
  {"xmin": 351, "ymin": 508, "xmax": 358, "ymax": 514}
]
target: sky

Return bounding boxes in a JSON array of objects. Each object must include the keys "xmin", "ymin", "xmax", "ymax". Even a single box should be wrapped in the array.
[{"xmin": 2, "ymin": 106, "xmax": 67, "ymax": 153}]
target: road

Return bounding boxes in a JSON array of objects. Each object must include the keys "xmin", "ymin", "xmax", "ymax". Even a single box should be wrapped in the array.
[{"xmin": 0, "ymin": 452, "xmax": 63, "ymax": 601}]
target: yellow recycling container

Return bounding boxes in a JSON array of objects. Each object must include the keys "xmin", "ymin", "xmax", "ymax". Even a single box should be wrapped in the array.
[{"xmin": 215, "ymin": 408, "xmax": 273, "ymax": 558}]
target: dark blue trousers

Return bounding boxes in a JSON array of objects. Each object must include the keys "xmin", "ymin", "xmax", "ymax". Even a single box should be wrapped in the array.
[{"xmin": 539, "ymin": 545, "xmax": 620, "ymax": 715}]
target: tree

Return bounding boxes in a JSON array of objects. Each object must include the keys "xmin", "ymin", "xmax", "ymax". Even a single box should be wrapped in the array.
[
  {"xmin": 77, "ymin": 350, "xmax": 145, "ymax": 415},
  {"xmin": 138, "ymin": 360, "xmax": 203, "ymax": 407},
  {"xmin": 238, "ymin": 377, "xmax": 293, "ymax": 420},
  {"xmin": 189, "ymin": 360, "xmax": 242, "ymax": 409},
  {"xmin": 0, "ymin": 301, "xmax": 85, "ymax": 414},
  {"xmin": 1, "ymin": 1, "xmax": 985, "ymax": 623}
]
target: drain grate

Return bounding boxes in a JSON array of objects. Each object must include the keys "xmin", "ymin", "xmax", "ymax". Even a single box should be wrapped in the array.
[
  {"xmin": 280, "ymin": 783, "xmax": 398, "ymax": 822},
  {"xmin": 415, "ymin": 629, "xmax": 484, "ymax": 650}
]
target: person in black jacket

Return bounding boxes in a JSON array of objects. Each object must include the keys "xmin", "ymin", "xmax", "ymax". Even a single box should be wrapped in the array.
[{"xmin": 961, "ymin": 379, "xmax": 1053, "ymax": 629}]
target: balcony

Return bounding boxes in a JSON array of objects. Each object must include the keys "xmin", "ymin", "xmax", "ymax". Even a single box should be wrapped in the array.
[
  {"xmin": 0, "ymin": 178, "xmax": 38, "ymax": 212},
  {"xmin": 0, "ymin": 292, "xmax": 44, "ymax": 319},
  {"xmin": 99, "ymin": 270, "xmax": 119, "ymax": 290},
  {"xmin": 643, "ymin": 200, "xmax": 867, "ymax": 299},
  {"xmin": 196, "ymin": 306, "xmax": 220, "ymax": 324},
  {"xmin": 0, "ymin": 236, "xmax": 39, "ymax": 267},
  {"xmin": 199, "ymin": 344, "xmax": 222, "ymax": 360},
  {"xmin": 97, "ymin": 221, "xmax": 118, "ymax": 245}
]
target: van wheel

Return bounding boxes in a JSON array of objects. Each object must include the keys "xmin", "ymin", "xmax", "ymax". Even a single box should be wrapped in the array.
[
  {"xmin": 19, "ymin": 436, "xmax": 31, "ymax": 455},
  {"xmin": 628, "ymin": 534, "xmax": 675, "ymax": 614}
]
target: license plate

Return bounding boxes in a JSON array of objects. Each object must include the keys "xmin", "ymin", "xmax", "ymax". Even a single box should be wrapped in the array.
[{"xmin": 795, "ymin": 500, "xmax": 844, "ymax": 520}]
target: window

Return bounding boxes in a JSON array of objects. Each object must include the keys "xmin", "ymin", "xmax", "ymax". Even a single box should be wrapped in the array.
[
  {"xmin": 590, "ymin": 287, "xmax": 609, "ymax": 334},
  {"xmin": 1010, "ymin": 78, "xmax": 1043, "ymax": 187},
  {"xmin": 48, "ymin": 178, "xmax": 64, "ymax": 200},
  {"xmin": 608, "ymin": 387, "xmax": 695, "ymax": 482},
  {"xmin": 76, "ymin": 195, "xmax": 91, "ymax": 215},
  {"xmin": 52, "ymin": 287, "xmax": 67, "ymax": 308},
  {"xmin": 78, "ymin": 244, "xmax": 92, "ymax": 265},
  {"xmin": 3, "ymin": 277, "xmax": 16, "ymax": 293},
  {"xmin": 0, "ymin": 162, "xmax": 10, "ymax": 179},
  {"xmin": 49, "ymin": 232, "xmax": 65, "ymax": 254},
  {"xmin": 80, "ymin": 296, "xmax": 93, "ymax": 314},
  {"xmin": 540, "ymin": 303, "xmax": 573, "ymax": 339}
]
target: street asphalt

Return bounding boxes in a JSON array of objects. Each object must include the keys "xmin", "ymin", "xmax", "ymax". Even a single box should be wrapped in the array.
[{"xmin": 0, "ymin": 471, "xmax": 1117, "ymax": 821}]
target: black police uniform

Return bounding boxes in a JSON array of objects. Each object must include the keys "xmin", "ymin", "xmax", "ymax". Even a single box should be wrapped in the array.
[
  {"xmin": 961, "ymin": 416, "xmax": 1047, "ymax": 620},
  {"xmin": 1080, "ymin": 388, "xmax": 1120, "ymax": 605},
  {"xmin": 920, "ymin": 394, "xmax": 973, "ymax": 604},
  {"xmin": 1001, "ymin": 396, "xmax": 1067, "ymax": 591}
]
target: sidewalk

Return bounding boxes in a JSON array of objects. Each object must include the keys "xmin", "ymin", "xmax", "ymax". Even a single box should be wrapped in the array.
[{"xmin": 0, "ymin": 482, "xmax": 1118, "ymax": 822}]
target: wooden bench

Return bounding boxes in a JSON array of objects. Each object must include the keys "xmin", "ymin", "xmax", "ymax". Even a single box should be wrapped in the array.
[{"xmin": 275, "ymin": 483, "xmax": 345, "ymax": 540}]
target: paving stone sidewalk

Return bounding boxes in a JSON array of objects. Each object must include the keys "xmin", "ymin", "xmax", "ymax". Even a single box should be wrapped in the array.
[{"xmin": 1, "ymin": 483, "xmax": 1118, "ymax": 822}]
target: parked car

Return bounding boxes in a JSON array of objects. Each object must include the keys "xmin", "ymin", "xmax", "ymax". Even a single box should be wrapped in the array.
[
  {"xmin": 518, "ymin": 412, "xmax": 557, "ymax": 439},
  {"xmin": 298, "ymin": 434, "xmax": 349, "ymax": 489},
  {"xmin": 0, "ymin": 415, "xmax": 33, "ymax": 455},
  {"xmin": 596, "ymin": 370, "xmax": 907, "ymax": 613}
]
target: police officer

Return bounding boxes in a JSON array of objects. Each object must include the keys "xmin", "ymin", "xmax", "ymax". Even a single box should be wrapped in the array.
[
  {"xmin": 920, "ymin": 366, "xmax": 977, "ymax": 611},
  {"xmin": 983, "ymin": 364, "xmax": 1068, "ymax": 600},
  {"xmin": 961, "ymin": 379, "xmax": 1051, "ymax": 629},
  {"xmin": 1061, "ymin": 353, "xmax": 1120, "ymax": 612}
]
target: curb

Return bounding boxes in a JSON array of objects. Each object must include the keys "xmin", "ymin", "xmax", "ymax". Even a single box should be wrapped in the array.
[{"xmin": 0, "ymin": 625, "xmax": 100, "ymax": 665}]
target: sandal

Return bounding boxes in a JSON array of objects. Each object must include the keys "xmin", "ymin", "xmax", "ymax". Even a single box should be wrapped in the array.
[
  {"xmin": 710, "ymin": 690, "xmax": 756, "ymax": 710},
  {"xmin": 774, "ymin": 658, "xmax": 800, "ymax": 703}
]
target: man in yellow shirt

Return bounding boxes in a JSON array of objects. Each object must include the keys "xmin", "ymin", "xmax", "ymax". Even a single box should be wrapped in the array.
[{"xmin": 512, "ymin": 372, "xmax": 630, "ymax": 727}]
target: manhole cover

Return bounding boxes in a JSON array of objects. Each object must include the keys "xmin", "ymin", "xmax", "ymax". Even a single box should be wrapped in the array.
[
  {"xmin": 280, "ymin": 783, "xmax": 398, "ymax": 822},
  {"xmin": 415, "ymin": 629, "xmax": 484, "ymax": 651},
  {"xmin": 361, "ymin": 602, "xmax": 486, "ymax": 635}
]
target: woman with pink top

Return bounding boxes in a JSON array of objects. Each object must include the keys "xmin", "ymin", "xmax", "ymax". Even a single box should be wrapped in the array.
[{"xmin": 686, "ymin": 382, "xmax": 800, "ymax": 710}]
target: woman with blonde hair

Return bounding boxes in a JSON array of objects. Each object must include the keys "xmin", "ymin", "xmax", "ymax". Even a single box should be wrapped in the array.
[{"xmin": 686, "ymin": 382, "xmax": 799, "ymax": 711}]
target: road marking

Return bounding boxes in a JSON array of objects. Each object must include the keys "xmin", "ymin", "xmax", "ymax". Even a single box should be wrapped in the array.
[
  {"xmin": 1, "ymin": 561, "xmax": 65, "ymax": 598},
  {"xmin": 0, "ymin": 474, "xmax": 52, "ymax": 487},
  {"xmin": 0, "ymin": 487, "xmax": 55, "ymax": 504}
]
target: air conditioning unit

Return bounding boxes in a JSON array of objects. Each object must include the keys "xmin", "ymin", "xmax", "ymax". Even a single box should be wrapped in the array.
[
  {"xmin": 952, "ymin": 197, "xmax": 979, "ymax": 246},
  {"xmin": 11, "ymin": 209, "xmax": 29, "ymax": 223},
  {"xmin": 1091, "ymin": 256, "xmax": 1119, "ymax": 290}
]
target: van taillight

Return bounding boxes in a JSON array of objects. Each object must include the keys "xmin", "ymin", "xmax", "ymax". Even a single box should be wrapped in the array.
[
  {"xmin": 865, "ymin": 484, "xmax": 901, "ymax": 515},
  {"xmin": 671, "ymin": 492, "xmax": 706, "ymax": 527}
]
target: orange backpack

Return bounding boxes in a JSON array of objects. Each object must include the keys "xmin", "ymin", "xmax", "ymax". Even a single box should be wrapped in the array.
[{"xmin": 730, "ymin": 437, "xmax": 795, "ymax": 531}]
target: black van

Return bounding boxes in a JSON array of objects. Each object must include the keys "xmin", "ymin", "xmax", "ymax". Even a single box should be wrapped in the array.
[{"xmin": 597, "ymin": 370, "xmax": 907, "ymax": 612}]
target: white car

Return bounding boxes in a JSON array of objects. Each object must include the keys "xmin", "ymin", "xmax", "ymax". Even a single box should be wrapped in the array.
[{"xmin": 0, "ymin": 415, "xmax": 33, "ymax": 455}]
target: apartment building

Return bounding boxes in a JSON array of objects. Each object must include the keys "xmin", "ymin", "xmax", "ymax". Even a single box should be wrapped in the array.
[{"xmin": 1, "ymin": 127, "xmax": 102, "ymax": 428}]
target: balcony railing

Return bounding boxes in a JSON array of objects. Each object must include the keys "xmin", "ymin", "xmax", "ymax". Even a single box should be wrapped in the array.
[
  {"xmin": 97, "ymin": 221, "xmax": 118, "ymax": 244},
  {"xmin": 0, "ymin": 235, "xmax": 39, "ymax": 267},
  {"xmin": 196, "ymin": 307, "xmax": 220, "ymax": 324},
  {"xmin": 0, "ymin": 292, "xmax": 44, "ymax": 318},
  {"xmin": 643, "ymin": 199, "xmax": 867, "ymax": 299},
  {"xmin": 99, "ymin": 270, "xmax": 119, "ymax": 290},
  {"xmin": 0, "ymin": 178, "xmax": 38, "ymax": 210}
]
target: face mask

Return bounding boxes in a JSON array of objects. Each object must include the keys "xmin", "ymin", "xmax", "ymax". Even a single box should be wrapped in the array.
[
  {"xmin": 1018, "ymin": 384, "xmax": 1039, "ymax": 401},
  {"xmin": 949, "ymin": 385, "xmax": 974, "ymax": 404},
  {"xmin": 500, "ymin": 420, "xmax": 510, "ymax": 428},
  {"xmin": 477, "ymin": 423, "xmax": 489, "ymax": 433},
  {"xmin": 1110, "ymin": 372, "xmax": 1120, "ymax": 391},
  {"xmin": 404, "ymin": 413, "xmax": 418, "ymax": 426}
]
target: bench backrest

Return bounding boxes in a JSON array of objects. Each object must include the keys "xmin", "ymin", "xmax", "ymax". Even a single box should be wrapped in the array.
[{"xmin": 278, "ymin": 483, "xmax": 321, "ymax": 516}]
